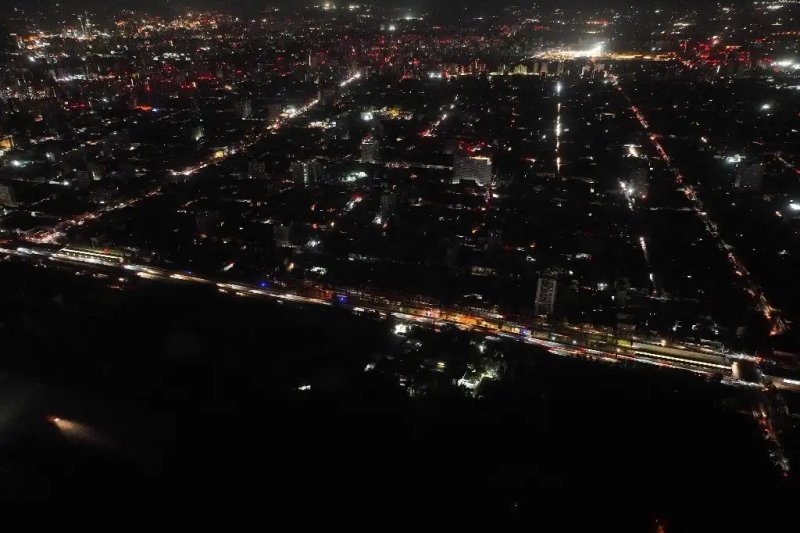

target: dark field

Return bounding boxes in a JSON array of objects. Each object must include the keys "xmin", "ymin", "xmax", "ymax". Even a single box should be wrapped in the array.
[{"xmin": 0, "ymin": 261, "xmax": 793, "ymax": 528}]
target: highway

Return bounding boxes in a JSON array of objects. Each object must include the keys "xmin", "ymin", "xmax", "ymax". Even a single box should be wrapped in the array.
[{"xmin": 4, "ymin": 242, "xmax": 790, "ymax": 393}]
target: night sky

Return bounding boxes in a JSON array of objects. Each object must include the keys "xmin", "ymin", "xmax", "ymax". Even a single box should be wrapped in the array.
[{"xmin": 5, "ymin": 0, "xmax": 724, "ymax": 14}]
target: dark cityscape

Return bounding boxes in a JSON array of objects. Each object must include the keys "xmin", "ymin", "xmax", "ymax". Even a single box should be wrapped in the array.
[{"xmin": 1, "ymin": 0, "xmax": 800, "ymax": 525}]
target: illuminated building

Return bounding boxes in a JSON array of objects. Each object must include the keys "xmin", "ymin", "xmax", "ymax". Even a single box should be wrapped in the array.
[
  {"xmin": 274, "ymin": 223, "xmax": 294, "ymax": 247},
  {"xmin": 291, "ymin": 159, "xmax": 322, "ymax": 188},
  {"xmin": 380, "ymin": 190, "xmax": 396, "ymax": 218},
  {"xmin": 248, "ymin": 160, "xmax": 267, "ymax": 180},
  {"xmin": 360, "ymin": 137, "xmax": 380, "ymax": 163},
  {"xmin": 0, "ymin": 183, "xmax": 17, "ymax": 207},
  {"xmin": 535, "ymin": 275, "xmax": 557, "ymax": 316},
  {"xmin": 191, "ymin": 126, "xmax": 204, "ymax": 142},
  {"xmin": 628, "ymin": 166, "xmax": 649, "ymax": 198},
  {"xmin": 453, "ymin": 154, "xmax": 492, "ymax": 186},
  {"xmin": 236, "ymin": 98, "xmax": 253, "ymax": 119},
  {"xmin": 88, "ymin": 162, "xmax": 105, "ymax": 181},
  {"xmin": 0, "ymin": 135, "xmax": 14, "ymax": 152},
  {"xmin": 55, "ymin": 246, "xmax": 126, "ymax": 266}
]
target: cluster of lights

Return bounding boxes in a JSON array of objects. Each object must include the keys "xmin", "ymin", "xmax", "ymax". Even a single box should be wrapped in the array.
[
  {"xmin": 342, "ymin": 171, "xmax": 367, "ymax": 183},
  {"xmin": 774, "ymin": 60, "xmax": 800, "ymax": 70},
  {"xmin": 339, "ymin": 71, "xmax": 362, "ymax": 88}
]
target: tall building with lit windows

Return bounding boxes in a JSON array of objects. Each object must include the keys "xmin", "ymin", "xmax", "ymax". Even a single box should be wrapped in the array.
[
  {"xmin": 380, "ymin": 190, "xmax": 396, "ymax": 218},
  {"xmin": 453, "ymin": 154, "xmax": 492, "ymax": 186},
  {"xmin": 248, "ymin": 159, "xmax": 267, "ymax": 180},
  {"xmin": 535, "ymin": 275, "xmax": 557, "ymax": 316},
  {"xmin": 290, "ymin": 159, "xmax": 322, "ymax": 188},
  {"xmin": 361, "ymin": 137, "xmax": 380, "ymax": 163},
  {"xmin": 628, "ymin": 166, "xmax": 649, "ymax": 198},
  {"xmin": 0, "ymin": 183, "xmax": 17, "ymax": 207}
]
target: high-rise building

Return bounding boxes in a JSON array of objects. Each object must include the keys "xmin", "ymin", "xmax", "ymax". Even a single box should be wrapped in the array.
[
  {"xmin": 236, "ymin": 98, "xmax": 253, "ymax": 119},
  {"xmin": 248, "ymin": 159, "xmax": 267, "ymax": 180},
  {"xmin": 10, "ymin": 34, "xmax": 23, "ymax": 51},
  {"xmin": 734, "ymin": 159, "xmax": 765, "ymax": 192},
  {"xmin": 290, "ymin": 159, "xmax": 322, "ymax": 188},
  {"xmin": 0, "ymin": 183, "xmax": 18, "ymax": 207},
  {"xmin": 78, "ymin": 13, "xmax": 92, "ymax": 38},
  {"xmin": 453, "ymin": 154, "xmax": 492, "ymax": 186},
  {"xmin": 88, "ymin": 162, "xmax": 105, "ymax": 181},
  {"xmin": 0, "ymin": 135, "xmax": 14, "ymax": 152},
  {"xmin": 380, "ymin": 190, "xmax": 396, "ymax": 218},
  {"xmin": 535, "ymin": 275, "xmax": 557, "ymax": 316},
  {"xmin": 190, "ymin": 125, "xmax": 204, "ymax": 142},
  {"xmin": 628, "ymin": 166, "xmax": 649, "ymax": 198},
  {"xmin": 361, "ymin": 137, "xmax": 380, "ymax": 163},
  {"xmin": 273, "ymin": 222, "xmax": 294, "ymax": 247}
]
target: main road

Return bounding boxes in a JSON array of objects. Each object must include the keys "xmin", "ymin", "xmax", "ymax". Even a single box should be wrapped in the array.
[
  {"xmin": 21, "ymin": 71, "xmax": 364, "ymax": 246},
  {"xmin": 609, "ymin": 74, "xmax": 787, "ymax": 337},
  {"xmin": 3, "ymin": 241, "xmax": 785, "ymax": 391},
  {"xmin": 3, "ymin": 241, "xmax": 793, "ymax": 477}
]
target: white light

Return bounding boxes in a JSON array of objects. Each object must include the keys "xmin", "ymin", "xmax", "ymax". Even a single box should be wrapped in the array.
[
  {"xmin": 10, "ymin": 160, "xmax": 22, "ymax": 167},
  {"xmin": 388, "ymin": 24, "xmax": 396, "ymax": 31},
  {"xmin": 789, "ymin": 202, "xmax": 800, "ymax": 211},
  {"xmin": 761, "ymin": 103, "xmax": 772, "ymax": 111},
  {"xmin": 555, "ymin": 82, "xmax": 562, "ymax": 94}
]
